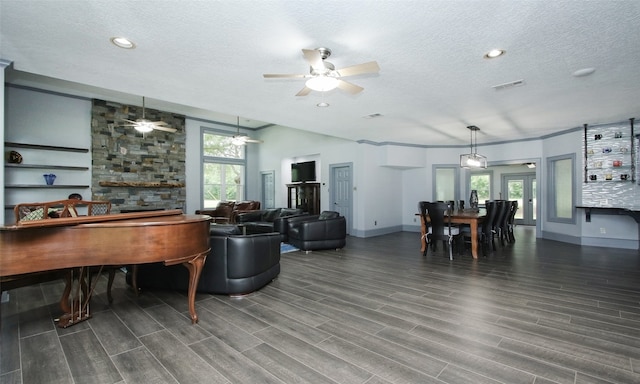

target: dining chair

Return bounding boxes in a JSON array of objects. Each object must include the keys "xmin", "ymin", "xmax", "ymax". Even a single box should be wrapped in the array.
[
  {"xmin": 506, "ymin": 200, "xmax": 518, "ymax": 243},
  {"xmin": 461, "ymin": 200, "xmax": 497, "ymax": 256},
  {"xmin": 492, "ymin": 200, "xmax": 510, "ymax": 247},
  {"xmin": 423, "ymin": 201, "xmax": 460, "ymax": 260}
]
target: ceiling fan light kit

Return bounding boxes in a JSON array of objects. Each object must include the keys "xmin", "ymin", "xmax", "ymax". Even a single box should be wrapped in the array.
[
  {"xmin": 134, "ymin": 122, "xmax": 154, "ymax": 133},
  {"xmin": 305, "ymin": 76, "xmax": 339, "ymax": 92},
  {"xmin": 460, "ymin": 125, "xmax": 488, "ymax": 169}
]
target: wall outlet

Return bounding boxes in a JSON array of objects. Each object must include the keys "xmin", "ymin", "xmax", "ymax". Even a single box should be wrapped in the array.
[{"xmin": 600, "ymin": 227, "xmax": 606, "ymax": 234}]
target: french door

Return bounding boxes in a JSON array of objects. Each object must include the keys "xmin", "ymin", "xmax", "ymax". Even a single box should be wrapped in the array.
[{"xmin": 502, "ymin": 173, "xmax": 536, "ymax": 226}]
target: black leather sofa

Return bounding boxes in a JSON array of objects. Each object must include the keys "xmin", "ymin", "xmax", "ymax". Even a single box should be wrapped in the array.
[
  {"xmin": 132, "ymin": 224, "xmax": 281, "ymax": 295},
  {"xmin": 236, "ymin": 207, "xmax": 305, "ymax": 241},
  {"xmin": 287, "ymin": 211, "xmax": 347, "ymax": 252}
]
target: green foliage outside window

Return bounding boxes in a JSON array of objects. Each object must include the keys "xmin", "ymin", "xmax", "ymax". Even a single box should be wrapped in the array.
[
  {"xmin": 202, "ymin": 131, "xmax": 246, "ymax": 208},
  {"xmin": 470, "ymin": 173, "xmax": 490, "ymax": 203}
]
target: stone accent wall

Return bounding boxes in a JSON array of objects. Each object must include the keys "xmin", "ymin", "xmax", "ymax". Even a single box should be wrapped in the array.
[{"xmin": 91, "ymin": 99, "xmax": 186, "ymax": 213}]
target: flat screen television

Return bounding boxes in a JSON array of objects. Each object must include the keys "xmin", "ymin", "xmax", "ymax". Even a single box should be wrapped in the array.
[{"xmin": 291, "ymin": 161, "xmax": 316, "ymax": 183}]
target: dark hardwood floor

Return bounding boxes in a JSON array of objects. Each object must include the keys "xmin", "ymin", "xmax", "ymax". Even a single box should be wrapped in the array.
[{"xmin": 2, "ymin": 227, "xmax": 640, "ymax": 384}]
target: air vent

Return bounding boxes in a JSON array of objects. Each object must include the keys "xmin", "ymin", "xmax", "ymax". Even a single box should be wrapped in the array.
[
  {"xmin": 492, "ymin": 79, "xmax": 525, "ymax": 91},
  {"xmin": 363, "ymin": 113, "xmax": 383, "ymax": 119}
]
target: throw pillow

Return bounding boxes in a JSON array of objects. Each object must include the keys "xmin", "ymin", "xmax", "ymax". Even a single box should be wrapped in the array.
[
  {"xmin": 210, "ymin": 225, "xmax": 242, "ymax": 236},
  {"xmin": 263, "ymin": 208, "xmax": 281, "ymax": 222},
  {"xmin": 318, "ymin": 211, "xmax": 339, "ymax": 220}
]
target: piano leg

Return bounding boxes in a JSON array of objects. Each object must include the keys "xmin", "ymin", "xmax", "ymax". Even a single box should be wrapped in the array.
[
  {"xmin": 56, "ymin": 266, "xmax": 104, "ymax": 328},
  {"xmin": 164, "ymin": 249, "xmax": 209, "ymax": 324}
]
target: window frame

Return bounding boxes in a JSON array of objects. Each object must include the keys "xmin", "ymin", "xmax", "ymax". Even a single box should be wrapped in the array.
[
  {"xmin": 467, "ymin": 170, "xmax": 493, "ymax": 205},
  {"xmin": 547, "ymin": 153, "xmax": 576, "ymax": 224},
  {"xmin": 201, "ymin": 127, "xmax": 247, "ymax": 209},
  {"xmin": 432, "ymin": 164, "xmax": 459, "ymax": 202}
]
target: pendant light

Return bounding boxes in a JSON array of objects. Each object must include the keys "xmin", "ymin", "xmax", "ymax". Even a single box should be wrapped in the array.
[{"xmin": 460, "ymin": 125, "xmax": 487, "ymax": 169}]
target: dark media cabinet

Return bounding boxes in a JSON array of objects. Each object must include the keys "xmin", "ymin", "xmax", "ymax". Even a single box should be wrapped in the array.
[{"xmin": 287, "ymin": 183, "xmax": 320, "ymax": 215}]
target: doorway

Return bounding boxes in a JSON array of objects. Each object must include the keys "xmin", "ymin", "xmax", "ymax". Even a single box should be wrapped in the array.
[
  {"xmin": 260, "ymin": 171, "xmax": 275, "ymax": 209},
  {"xmin": 502, "ymin": 173, "xmax": 536, "ymax": 226},
  {"xmin": 329, "ymin": 163, "xmax": 353, "ymax": 235}
]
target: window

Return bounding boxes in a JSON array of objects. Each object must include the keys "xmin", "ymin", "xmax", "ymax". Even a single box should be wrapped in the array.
[
  {"xmin": 202, "ymin": 130, "xmax": 246, "ymax": 208},
  {"xmin": 547, "ymin": 154, "xmax": 575, "ymax": 223},
  {"xmin": 433, "ymin": 165, "xmax": 459, "ymax": 202},
  {"xmin": 469, "ymin": 172, "xmax": 492, "ymax": 204}
]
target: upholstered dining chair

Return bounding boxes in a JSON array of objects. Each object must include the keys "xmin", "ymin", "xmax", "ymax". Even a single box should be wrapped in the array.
[
  {"xmin": 492, "ymin": 200, "xmax": 510, "ymax": 247},
  {"xmin": 506, "ymin": 200, "xmax": 518, "ymax": 243},
  {"xmin": 423, "ymin": 201, "xmax": 460, "ymax": 260},
  {"xmin": 461, "ymin": 200, "xmax": 497, "ymax": 256}
]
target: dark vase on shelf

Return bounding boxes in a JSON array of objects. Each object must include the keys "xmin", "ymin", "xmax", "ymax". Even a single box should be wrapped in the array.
[{"xmin": 469, "ymin": 190, "xmax": 479, "ymax": 209}]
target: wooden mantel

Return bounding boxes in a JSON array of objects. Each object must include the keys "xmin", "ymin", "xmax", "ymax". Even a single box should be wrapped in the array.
[{"xmin": 99, "ymin": 181, "xmax": 185, "ymax": 188}]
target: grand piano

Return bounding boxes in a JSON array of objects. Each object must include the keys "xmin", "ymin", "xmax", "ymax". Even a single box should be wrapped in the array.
[{"xmin": 0, "ymin": 209, "xmax": 210, "ymax": 327}]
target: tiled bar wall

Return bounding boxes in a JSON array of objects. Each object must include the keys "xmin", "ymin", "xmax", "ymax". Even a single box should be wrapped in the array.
[{"xmin": 581, "ymin": 120, "xmax": 640, "ymax": 209}]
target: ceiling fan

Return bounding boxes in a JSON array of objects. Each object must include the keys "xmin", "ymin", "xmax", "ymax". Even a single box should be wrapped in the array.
[
  {"xmin": 263, "ymin": 47, "xmax": 380, "ymax": 96},
  {"xmin": 231, "ymin": 116, "xmax": 263, "ymax": 145},
  {"xmin": 121, "ymin": 96, "xmax": 177, "ymax": 133}
]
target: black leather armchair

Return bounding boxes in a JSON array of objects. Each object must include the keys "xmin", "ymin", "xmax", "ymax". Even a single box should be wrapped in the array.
[
  {"xmin": 236, "ymin": 208, "xmax": 305, "ymax": 241},
  {"xmin": 133, "ymin": 225, "xmax": 281, "ymax": 295},
  {"xmin": 287, "ymin": 211, "xmax": 346, "ymax": 252}
]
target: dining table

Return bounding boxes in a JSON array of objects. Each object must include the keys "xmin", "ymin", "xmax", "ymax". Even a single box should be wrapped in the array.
[{"xmin": 418, "ymin": 209, "xmax": 486, "ymax": 259}]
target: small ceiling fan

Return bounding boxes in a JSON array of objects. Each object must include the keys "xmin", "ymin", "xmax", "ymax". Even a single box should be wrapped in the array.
[
  {"xmin": 231, "ymin": 117, "xmax": 262, "ymax": 145},
  {"xmin": 121, "ymin": 96, "xmax": 177, "ymax": 133},
  {"xmin": 263, "ymin": 47, "xmax": 380, "ymax": 96}
]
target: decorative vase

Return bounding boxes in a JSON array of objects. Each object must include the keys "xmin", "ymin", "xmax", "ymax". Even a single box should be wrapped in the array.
[
  {"xmin": 43, "ymin": 173, "xmax": 56, "ymax": 185},
  {"xmin": 469, "ymin": 189, "xmax": 479, "ymax": 209}
]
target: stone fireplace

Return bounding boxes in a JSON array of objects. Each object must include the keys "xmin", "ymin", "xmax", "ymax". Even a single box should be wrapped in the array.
[{"xmin": 91, "ymin": 99, "xmax": 186, "ymax": 213}]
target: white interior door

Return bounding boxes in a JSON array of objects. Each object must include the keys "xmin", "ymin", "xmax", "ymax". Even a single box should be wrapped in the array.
[
  {"xmin": 261, "ymin": 171, "xmax": 275, "ymax": 209},
  {"xmin": 330, "ymin": 163, "xmax": 352, "ymax": 234}
]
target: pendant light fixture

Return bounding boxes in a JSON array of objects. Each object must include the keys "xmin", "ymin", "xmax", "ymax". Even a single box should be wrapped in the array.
[{"xmin": 460, "ymin": 125, "xmax": 487, "ymax": 169}]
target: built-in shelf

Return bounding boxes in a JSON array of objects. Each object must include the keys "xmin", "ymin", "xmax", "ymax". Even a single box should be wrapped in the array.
[
  {"xmin": 583, "ymin": 119, "xmax": 635, "ymax": 183},
  {"xmin": 4, "ymin": 164, "xmax": 89, "ymax": 171},
  {"xmin": 4, "ymin": 142, "xmax": 89, "ymax": 153},
  {"xmin": 5, "ymin": 185, "xmax": 90, "ymax": 189}
]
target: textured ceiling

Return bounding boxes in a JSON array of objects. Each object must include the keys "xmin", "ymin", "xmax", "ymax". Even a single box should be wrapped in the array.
[{"xmin": 2, "ymin": 0, "xmax": 639, "ymax": 145}]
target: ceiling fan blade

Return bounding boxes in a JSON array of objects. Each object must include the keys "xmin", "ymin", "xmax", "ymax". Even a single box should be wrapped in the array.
[
  {"xmin": 337, "ymin": 79, "xmax": 364, "ymax": 94},
  {"xmin": 263, "ymin": 73, "xmax": 307, "ymax": 78},
  {"xmin": 302, "ymin": 49, "xmax": 324, "ymax": 69},
  {"xmin": 336, "ymin": 61, "xmax": 380, "ymax": 77},
  {"xmin": 244, "ymin": 138, "xmax": 263, "ymax": 143},
  {"xmin": 149, "ymin": 121, "xmax": 168, "ymax": 126},
  {"xmin": 295, "ymin": 86, "xmax": 312, "ymax": 96},
  {"xmin": 153, "ymin": 126, "xmax": 177, "ymax": 133}
]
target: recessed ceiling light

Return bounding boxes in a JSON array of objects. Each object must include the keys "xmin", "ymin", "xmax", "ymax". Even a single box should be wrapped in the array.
[
  {"xmin": 110, "ymin": 37, "xmax": 136, "ymax": 49},
  {"xmin": 484, "ymin": 49, "xmax": 505, "ymax": 59},
  {"xmin": 572, "ymin": 67, "xmax": 596, "ymax": 77},
  {"xmin": 317, "ymin": 102, "xmax": 330, "ymax": 108}
]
